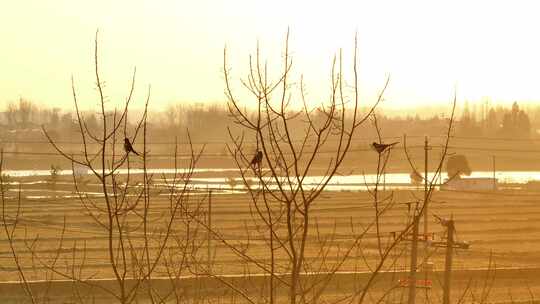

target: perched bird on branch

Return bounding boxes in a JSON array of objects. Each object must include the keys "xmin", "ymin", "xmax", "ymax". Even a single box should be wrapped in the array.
[
  {"xmin": 124, "ymin": 138, "xmax": 140, "ymax": 156},
  {"xmin": 250, "ymin": 150, "xmax": 263, "ymax": 169},
  {"xmin": 371, "ymin": 141, "xmax": 399, "ymax": 153}
]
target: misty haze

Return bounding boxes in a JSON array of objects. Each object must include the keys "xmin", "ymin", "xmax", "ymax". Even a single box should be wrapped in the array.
[{"xmin": 1, "ymin": 1, "xmax": 540, "ymax": 303}]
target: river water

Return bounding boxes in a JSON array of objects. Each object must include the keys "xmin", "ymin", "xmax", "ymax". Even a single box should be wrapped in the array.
[{"xmin": 2, "ymin": 168, "xmax": 539, "ymax": 193}]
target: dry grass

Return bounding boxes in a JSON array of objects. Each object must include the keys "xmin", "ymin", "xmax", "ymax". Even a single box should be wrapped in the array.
[{"xmin": 1, "ymin": 176, "xmax": 539, "ymax": 283}]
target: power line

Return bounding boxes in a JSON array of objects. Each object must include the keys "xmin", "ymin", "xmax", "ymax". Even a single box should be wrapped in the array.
[
  {"xmin": 448, "ymin": 146, "xmax": 540, "ymax": 153},
  {"xmin": 0, "ymin": 136, "xmax": 405, "ymax": 146},
  {"xmin": 2, "ymin": 144, "xmax": 540, "ymax": 157},
  {"xmin": 4, "ymin": 134, "xmax": 540, "ymax": 145},
  {"xmin": 0, "ymin": 135, "xmax": 515, "ymax": 145},
  {"xmin": 0, "ymin": 146, "xmax": 426, "ymax": 157},
  {"xmin": 451, "ymin": 135, "xmax": 540, "ymax": 142}
]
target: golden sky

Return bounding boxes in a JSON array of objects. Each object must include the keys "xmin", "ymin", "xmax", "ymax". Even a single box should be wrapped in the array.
[{"xmin": 1, "ymin": 0, "xmax": 540, "ymax": 110}]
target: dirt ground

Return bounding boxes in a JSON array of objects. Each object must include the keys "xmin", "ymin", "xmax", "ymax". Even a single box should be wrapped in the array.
[
  {"xmin": 0, "ymin": 268, "xmax": 539, "ymax": 303},
  {"xmin": 0, "ymin": 171, "xmax": 539, "ymax": 302}
]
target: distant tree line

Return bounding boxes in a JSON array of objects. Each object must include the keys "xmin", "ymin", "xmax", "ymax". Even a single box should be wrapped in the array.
[
  {"xmin": 457, "ymin": 101, "xmax": 531, "ymax": 138},
  {"xmin": 2, "ymin": 99, "xmax": 539, "ymax": 143},
  {"xmin": 3, "ymin": 98, "xmax": 77, "ymax": 130}
]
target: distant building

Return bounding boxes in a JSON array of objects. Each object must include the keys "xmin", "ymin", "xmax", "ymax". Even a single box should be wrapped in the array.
[{"xmin": 441, "ymin": 177, "xmax": 497, "ymax": 191}]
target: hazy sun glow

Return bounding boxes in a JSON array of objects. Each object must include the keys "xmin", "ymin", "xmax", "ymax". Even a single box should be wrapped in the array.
[{"xmin": 1, "ymin": 0, "xmax": 540, "ymax": 110}]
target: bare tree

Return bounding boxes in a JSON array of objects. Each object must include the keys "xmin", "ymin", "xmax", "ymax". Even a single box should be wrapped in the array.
[
  {"xmin": 6, "ymin": 102, "xmax": 18, "ymax": 127},
  {"xmin": 1, "ymin": 30, "xmax": 209, "ymax": 304},
  {"xmin": 0, "ymin": 30, "xmax": 509, "ymax": 304},
  {"xmin": 184, "ymin": 31, "xmax": 388, "ymax": 304},
  {"xmin": 18, "ymin": 98, "xmax": 34, "ymax": 127}
]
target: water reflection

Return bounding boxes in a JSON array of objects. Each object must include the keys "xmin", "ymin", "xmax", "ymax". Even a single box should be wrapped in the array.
[
  {"xmin": 1, "ymin": 168, "xmax": 240, "ymax": 177},
  {"xmin": 3, "ymin": 168, "xmax": 540, "ymax": 183},
  {"xmin": 3, "ymin": 168, "xmax": 540, "ymax": 196},
  {"xmin": 158, "ymin": 171, "xmax": 536, "ymax": 192},
  {"xmin": 187, "ymin": 171, "xmax": 540, "ymax": 186}
]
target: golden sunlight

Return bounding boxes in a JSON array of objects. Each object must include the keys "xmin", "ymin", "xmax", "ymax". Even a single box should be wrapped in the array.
[
  {"xmin": 1, "ymin": 0, "xmax": 540, "ymax": 109},
  {"xmin": 3, "ymin": 1, "xmax": 540, "ymax": 303}
]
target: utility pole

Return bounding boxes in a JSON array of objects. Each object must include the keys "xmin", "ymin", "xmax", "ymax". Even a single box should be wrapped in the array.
[
  {"xmin": 423, "ymin": 136, "xmax": 431, "ymax": 247},
  {"xmin": 422, "ymin": 136, "xmax": 433, "ymax": 296},
  {"xmin": 408, "ymin": 214, "xmax": 420, "ymax": 304},
  {"xmin": 439, "ymin": 145, "xmax": 444, "ymax": 186},
  {"xmin": 431, "ymin": 216, "xmax": 468, "ymax": 304},
  {"xmin": 443, "ymin": 219, "xmax": 455, "ymax": 304},
  {"xmin": 207, "ymin": 189, "xmax": 213, "ymax": 271}
]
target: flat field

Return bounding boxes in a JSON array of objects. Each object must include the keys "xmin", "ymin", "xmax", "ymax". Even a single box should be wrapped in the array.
[{"xmin": 0, "ymin": 173, "xmax": 539, "ymax": 302}]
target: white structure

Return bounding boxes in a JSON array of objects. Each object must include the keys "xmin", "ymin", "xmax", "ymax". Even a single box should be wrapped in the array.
[{"xmin": 441, "ymin": 177, "xmax": 497, "ymax": 191}]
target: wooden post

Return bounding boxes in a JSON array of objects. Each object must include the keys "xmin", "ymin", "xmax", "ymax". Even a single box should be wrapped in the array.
[
  {"xmin": 207, "ymin": 189, "xmax": 213, "ymax": 271},
  {"xmin": 439, "ymin": 145, "xmax": 444, "ymax": 186},
  {"xmin": 443, "ymin": 219, "xmax": 455, "ymax": 304},
  {"xmin": 408, "ymin": 214, "xmax": 420, "ymax": 304},
  {"xmin": 423, "ymin": 137, "xmax": 430, "ymax": 250}
]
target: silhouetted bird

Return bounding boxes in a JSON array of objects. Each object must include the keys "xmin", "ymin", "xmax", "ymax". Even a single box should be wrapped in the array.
[
  {"xmin": 371, "ymin": 141, "xmax": 399, "ymax": 153},
  {"xmin": 124, "ymin": 138, "xmax": 140, "ymax": 156},
  {"xmin": 250, "ymin": 150, "xmax": 263, "ymax": 168}
]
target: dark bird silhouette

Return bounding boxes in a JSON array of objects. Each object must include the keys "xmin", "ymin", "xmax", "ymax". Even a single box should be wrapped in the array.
[
  {"xmin": 124, "ymin": 138, "xmax": 140, "ymax": 156},
  {"xmin": 371, "ymin": 141, "xmax": 399, "ymax": 153},
  {"xmin": 250, "ymin": 150, "xmax": 263, "ymax": 168}
]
